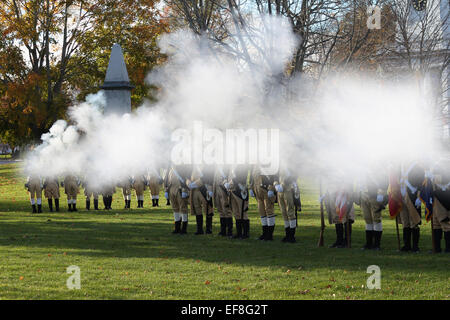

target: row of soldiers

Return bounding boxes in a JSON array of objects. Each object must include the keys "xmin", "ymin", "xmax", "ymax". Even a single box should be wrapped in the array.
[
  {"xmin": 25, "ymin": 170, "xmax": 164, "ymax": 212},
  {"xmin": 322, "ymin": 159, "xmax": 450, "ymax": 253},
  {"xmin": 164, "ymin": 163, "xmax": 301, "ymax": 243},
  {"xmin": 25, "ymin": 158, "xmax": 450, "ymax": 252}
]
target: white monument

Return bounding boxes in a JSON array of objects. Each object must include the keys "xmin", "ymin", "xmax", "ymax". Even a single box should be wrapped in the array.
[{"xmin": 101, "ymin": 43, "xmax": 134, "ymax": 114}]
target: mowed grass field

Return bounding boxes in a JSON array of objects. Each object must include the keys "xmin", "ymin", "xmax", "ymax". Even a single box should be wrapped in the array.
[{"xmin": 0, "ymin": 163, "xmax": 448, "ymax": 300}]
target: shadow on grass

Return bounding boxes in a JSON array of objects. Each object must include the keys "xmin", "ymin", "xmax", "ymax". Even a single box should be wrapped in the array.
[{"xmin": 1, "ymin": 207, "xmax": 448, "ymax": 275}]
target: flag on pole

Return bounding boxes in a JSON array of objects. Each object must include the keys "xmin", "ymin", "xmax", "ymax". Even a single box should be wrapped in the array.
[
  {"xmin": 419, "ymin": 178, "xmax": 433, "ymax": 222},
  {"xmin": 388, "ymin": 171, "xmax": 402, "ymax": 218},
  {"xmin": 335, "ymin": 190, "xmax": 349, "ymax": 221}
]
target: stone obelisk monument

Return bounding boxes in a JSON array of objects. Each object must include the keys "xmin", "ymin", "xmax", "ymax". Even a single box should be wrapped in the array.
[{"xmin": 101, "ymin": 43, "xmax": 134, "ymax": 114}]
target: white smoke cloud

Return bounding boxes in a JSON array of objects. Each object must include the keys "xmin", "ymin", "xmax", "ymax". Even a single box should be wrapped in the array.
[{"xmin": 24, "ymin": 14, "xmax": 442, "ymax": 188}]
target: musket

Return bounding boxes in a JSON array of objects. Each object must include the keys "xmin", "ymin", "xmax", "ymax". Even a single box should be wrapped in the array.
[
  {"xmin": 345, "ymin": 194, "xmax": 351, "ymax": 249},
  {"xmin": 318, "ymin": 177, "xmax": 325, "ymax": 247},
  {"xmin": 395, "ymin": 215, "xmax": 401, "ymax": 251}
]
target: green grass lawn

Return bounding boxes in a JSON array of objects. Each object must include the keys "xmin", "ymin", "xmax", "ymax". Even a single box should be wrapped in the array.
[{"xmin": 0, "ymin": 163, "xmax": 448, "ymax": 300}]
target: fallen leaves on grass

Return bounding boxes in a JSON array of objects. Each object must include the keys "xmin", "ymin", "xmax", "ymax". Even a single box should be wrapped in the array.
[
  {"xmin": 19, "ymin": 276, "xmax": 24, "ymax": 280},
  {"xmin": 298, "ymin": 289, "xmax": 310, "ymax": 295},
  {"xmin": 204, "ymin": 280, "xmax": 211, "ymax": 285}
]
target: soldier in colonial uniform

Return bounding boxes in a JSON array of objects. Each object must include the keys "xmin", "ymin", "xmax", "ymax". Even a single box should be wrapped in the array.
[
  {"xmin": 83, "ymin": 180, "xmax": 100, "ymax": 211},
  {"xmin": 187, "ymin": 165, "xmax": 215, "ymax": 235},
  {"xmin": 250, "ymin": 165, "xmax": 278, "ymax": 241},
  {"xmin": 165, "ymin": 164, "xmax": 191, "ymax": 234},
  {"xmin": 323, "ymin": 174, "xmax": 355, "ymax": 248},
  {"xmin": 214, "ymin": 165, "xmax": 233, "ymax": 237},
  {"xmin": 357, "ymin": 168, "xmax": 389, "ymax": 250},
  {"xmin": 25, "ymin": 174, "xmax": 43, "ymax": 213},
  {"xmin": 429, "ymin": 158, "xmax": 450, "ymax": 253},
  {"xmin": 274, "ymin": 166, "xmax": 301, "ymax": 243},
  {"xmin": 43, "ymin": 176, "xmax": 60, "ymax": 212},
  {"xmin": 63, "ymin": 174, "xmax": 80, "ymax": 212},
  {"xmin": 133, "ymin": 174, "xmax": 147, "ymax": 208},
  {"xmin": 227, "ymin": 165, "xmax": 250, "ymax": 239},
  {"xmin": 101, "ymin": 183, "xmax": 116, "ymax": 210},
  {"xmin": 399, "ymin": 161, "xmax": 425, "ymax": 252},
  {"xmin": 119, "ymin": 177, "xmax": 133, "ymax": 209},
  {"xmin": 147, "ymin": 168, "xmax": 163, "ymax": 207}
]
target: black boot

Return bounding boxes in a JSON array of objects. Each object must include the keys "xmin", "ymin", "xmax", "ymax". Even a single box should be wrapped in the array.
[
  {"xmin": 226, "ymin": 217, "xmax": 233, "ymax": 237},
  {"xmin": 124, "ymin": 200, "xmax": 128, "ymax": 209},
  {"xmin": 93, "ymin": 199, "xmax": 98, "ymax": 210},
  {"xmin": 330, "ymin": 223, "xmax": 344, "ymax": 248},
  {"xmin": 265, "ymin": 225, "xmax": 274, "ymax": 241},
  {"xmin": 233, "ymin": 219, "xmax": 243, "ymax": 239},
  {"xmin": 282, "ymin": 227, "xmax": 289, "ymax": 242},
  {"xmin": 444, "ymin": 231, "xmax": 450, "ymax": 253},
  {"xmin": 362, "ymin": 230, "xmax": 374, "ymax": 250},
  {"xmin": 218, "ymin": 218, "xmax": 226, "ymax": 236},
  {"xmin": 172, "ymin": 220, "xmax": 181, "ymax": 234},
  {"xmin": 206, "ymin": 215, "xmax": 213, "ymax": 234},
  {"xmin": 103, "ymin": 197, "xmax": 108, "ymax": 210},
  {"xmin": 288, "ymin": 227, "xmax": 296, "ymax": 243},
  {"xmin": 259, "ymin": 226, "xmax": 268, "ymax": 240},
  {"xmin": 37, "ymin": 204, "xmax": 42, "ymax": 213},
  {"xmin": 86, "ymin": 200, "xmax": 90, "ymax": 211},
  {"xmin": 55, "ymin": 199, "xmax": 60, "ymax": 212},
  {"xmin": 155, "ymin": 199, "xmax": 159, "ymax": 207},
  {"xmin": 195, "ymin": 215, "xmax": 204, "ymax": 235},
  {"xmin": 153, "ymin": 199, "xmax": 157, "ymax": 207},
  {"xmin": 372, "ymin": 231, "xmax": 382, "ymax": 250},
  {"xmin": 72, "ymin": 203, "xmax": 77, "ymax": 212},
  {"xmin": 412, "ymin": 227, "xmax": 420, "ymax": 253},
  {"xmin": 166, "ymin": 198, "xmax": 171, "ymax": 206},
  {"xmin": 48, "ymin": 199, "xmax": 53, "ymax": 212},
  {"xmin": 242, "ymin": 219, "xmax": 250, "ymax": 239},
  {"xmin": 109, "ymin": 196, "xmax": 113, "ymax": 209},
  {"xmin": 432, "ymin": 229, "xmax": 442, "ymax": 253},
  {"xmin": 32, "ymin": 204, "xmax": 37, "ymax": 213},
  {"xmin": 400, "ymin": 227, "xmax": 412, "ymax": 251},
  {"xmin": 341, "ymin": 221, "xmax": 352, "ymax": 248},
  {"xmin": 180, "ymin": 221, "xmax": 188, "ymax": 234},
  {"xmin": 68, "ymin": 204, "xmax": 73, "ymax": 212}
]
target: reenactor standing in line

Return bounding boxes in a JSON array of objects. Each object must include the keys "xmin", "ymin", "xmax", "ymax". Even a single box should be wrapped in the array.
[
  {"xmin": 227, "ymin": 165, "xmax": 250, "ymax": 239},
  {"xmin": 165, "ymin": 164, "xmax": 191, "ymax": 234},
  {"xmin": 133, "ymin": 174, "xmax": 147, "ymax": 208},
  {"xmin": 214, "ymin": 165, "xmax": 233, "ymax": 237},
  {"xmin": 102, "ymin": 184, "xmax": 116, "ymax": 210},
  {"xmin": 356, "ymin": 168, "xmax": 389, "ymax": 250},
  {"xmin": 83, "ymin": 180, "xmax": 100, "ymax": 211},
  {"xmin": 163, "ymin": 165, "xmax": 171, "ymax": 206},
  {"xmin": 323, "ymin": 175, "xmax": 355, "ymax": 248},
  {"xmin": 63, "ymin": 174, "xmax": 80, "ymax": 212},
  {"xmin": 118, "ymin": 177, "xmax": 133, "ymax": 209},
  {"xmin": 43, "ymin": 176, "xmax": 60, "ymax": 212},
  {"xmin": 399, "ymin": 161, "xmax": 425, "ymax": 252},
  {"xmin": 187, "ymin": 165, "xmax": 215, "ymax": 235},
  {"xmin": 250, "ymin": 165, "xmax": 278, "ymax": 241},
  {"xmin": 147, "ymin": 168, "xmax": 163, "ymax": 207},
  {"xmin": 25, "ymin": 174, "xmax": 43, "ymax": 213},
  {"xmin": 274, "ymin": 166, "xmax": 301, "ymax": 243},
  {"xmin": 429, "ymin": 159, "xmax": 450, "ymax": 253}
]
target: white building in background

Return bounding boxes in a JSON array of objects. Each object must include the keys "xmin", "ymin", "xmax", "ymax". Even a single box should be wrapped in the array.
[{"xmin": 381, "ymin": 0, "xmax": 450, "ymax": 139}]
